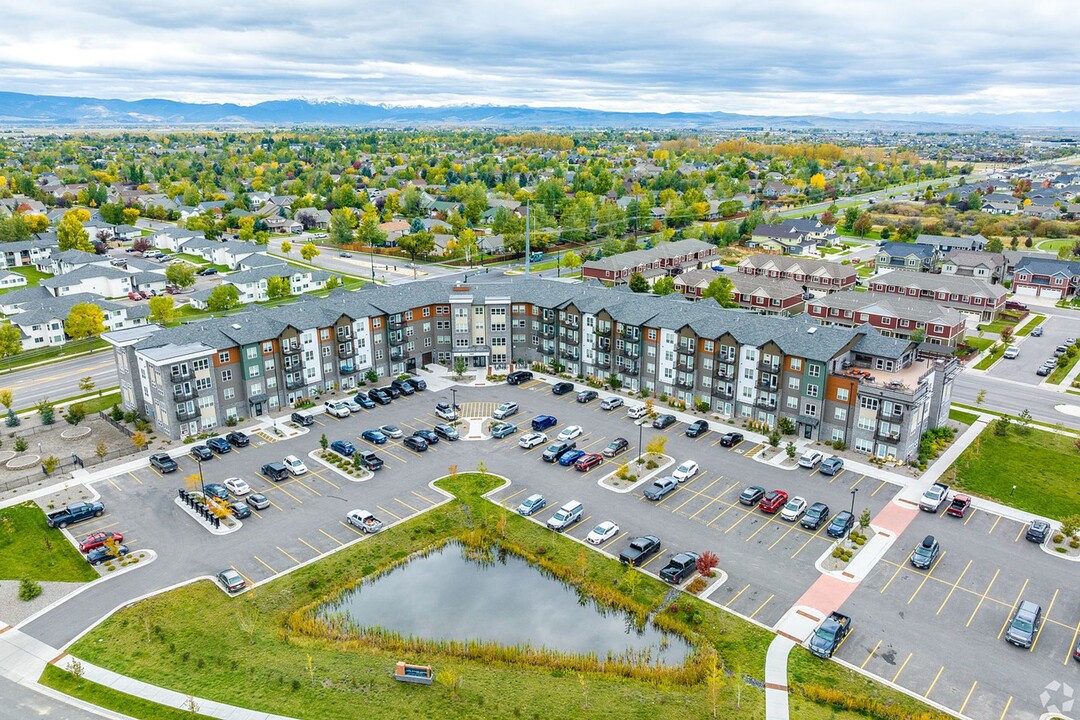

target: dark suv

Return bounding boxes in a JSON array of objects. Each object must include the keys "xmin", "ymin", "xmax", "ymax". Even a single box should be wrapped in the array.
[
  {"xmin": 507, "ymin": 370, "xmax": 534, "ymax": 385},
  {"xmin": 552, "ymin": 382, "xmax": 574, "ymax": 395},
  {"xmin": 1025, "ymin": 519, "xmax": 1051, "ymax": 543},
  {"xmin": 391, "ymin": 378, "xmax": 416, "ymax": 395},
  {"xmin": 149, "ymin": 453, "xmax": 178, "ymax": 473},
  {"xmin": 1005, "ymin": 600, "xmax": 1042, "ymax": 648},
  {"xmin": 369, "ymin": 388, "xmax": 392, "ymax": 405},
  {"xmin": 685, "ymin": 420, "xmax": 709, "ymax": 438},
  {"xmin": 542, "ymin": 440, "xmax": 576, "ymax": 462},
  {"xmin": 261, "ymin": 462, "xmax": 289, "ymax": 481},
  {"xmin": 801, "ymin": 502, "xmax": 831, "ymax": 530}
]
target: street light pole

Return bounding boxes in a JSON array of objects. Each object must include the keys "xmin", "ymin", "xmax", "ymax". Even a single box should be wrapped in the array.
[
  {"xmin": 451, "ymin": 387, "xmax": 458, "ymax": 411},
  {"xmin": 850, "ymin": 487, "xmax": 858, "ymax": 517},
  {"xmin": 369, "ymin": 245, "xmax": 375, "ymax": 283},
  {"xmin": 197, "ymin": 457, "xmax": 206, "ymax": 495},
  {"xmin": 637, "ymin": 420, "xmax": 643, "ymax": 463}
]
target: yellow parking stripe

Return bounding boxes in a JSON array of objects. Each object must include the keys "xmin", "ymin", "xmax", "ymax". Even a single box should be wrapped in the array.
[
  {"xmin": 891, "ymin": 652, "xmax": 912, "ymax": 683},
  {"xmin": 907, "ymin": 551, "xmax": 946, "ymax": 604},
  {"xmin": 310, "ymin": 471, "xmax": 340, "ymax": 490},
  {"xmin": 750, "ymin": 594, "xmax": 774, "ymax": 620},
  {"xmin": 127, "ymin": 472, "xmax": 143, "ymax": 485},
  {"xmin": 253, "ymin": 555, "xmax": 277, "ymax": 574},
  {"xmin": 743, "ymin": 443, "xmax": 762, "ymax": 457},
  {"xmin": 1066, "ymin": 617, "xmax": 1080, "ymax": 665},
  {"xmin": 411, "ymin": 490, "xmax": 437, "ymax": 505},
  {"xmin": 394, "ymin": 497, "xmax": 419, "ymax": 514},
  {"xmin": 999, "ymin": 697, "xmax": 1013, "ymax": 720},
  {"xmin": 998, "ymin": 579, "xmax": 1030, "ymax": 639},
  {"xmin": 725, "ymin": 583, "xmax": 751, "ymax": 607},
  {"xmin": 925, "ymin": 666, "xmax": 944, "ymax": 697},
  {"xmin": 724, "ymin": 509, "xmax": 754, "ymax": 534},
  {"xmin": 688, "ymin": 480, "xmax": 737, "ymax": 520},
  {"xmin": 871, "ymin": 479, "xmax": 889, "ymax": 496},
  {"xmin": 640, "ymin": 549, "xmax": 666, "ymax": 569},
  {"xmin": 298, "ymin": 537, "xmax": 321, "ymax": 555},
  {"xmin": 108, "ymin": 478, "xmax": 123, "ymax": 493},
  {"xmin": 502, "ymin": 487, "xmax": 528, "ymax": 504},
  {"xmin": 1013, "ymin": 524, "xmax": 1026, "ymax": 543},
  {"xmin": 377, "ymin": 504, "xmax": 402, "ymax": 521},
  {"xmin": 790, "ymin": 531, "xmax": 819, "ymax": 559},
  {"xmin": 277, "ymin": 546, "xmax": 300, "ymax": 564},
  {"xmin": 292, "ymin": 478, "xmax": 322, "ymax": 496},
  {"xmin": 966, "ymin": 568, "xmax": 998, "ymax": 627},
  {"xmin": 959, "ymin": 681, "xmax": 977, "ymax": 716},
  {"xmin": 338, "ymin": 520, "xmax": 364, "ymax": 536},
  {"xmin": 935, "ymin": 559, "xmax": 971, "ymax": 614},
  {"xmin": 230, "ymin": 566, "xmax": 253, "ymax": 587},
  {"xmin": 988, "ymin": 515, "xmax": 1001, "ymax": 535},
  {"xmin": 767, "ymin": 522, "xmax": 798, "ymax": 551},
  {"xmin": 319, "ymin": 529, "xmax": 344, "ymax": 545},
  {"xmin": 1030, "ymin": 588, "xmax": 1058, "ymax": 652},
  {"xmin": 599, "ymin": 530, "xmax": 627, "ymax": 549},
  {"xmin": 860, "ymin": 640, "xmax": 882, "ymax": 669}
]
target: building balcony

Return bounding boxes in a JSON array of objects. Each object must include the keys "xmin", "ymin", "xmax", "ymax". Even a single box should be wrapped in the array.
[
  {"xmin": 172, "ymin": 387, "xmax": 194, "ymax": 402},
  {"xmin": 621, "ymin": 327, "xmax": 641, "ymax": 340},
  {"xmin": 285, "ymin": 376, "xmax": 303, "ymax": 390},
  {"xmin": 622, "ymin": 346, "xmax": 641, "ymax": 359},
  {"xmin": 675, "ymin": 377, "xmax": 695, "ymax": 390},
  {"xmin": 597, "ymin": 337, "xmax": 612, "ymax": 351},
  {"xmin": 282, "ymin": 343, "xmax": 301, "ymax": 355},
  {"xmin": 339, "ymin": 364, "xmax": 357, "ymax": 375},
  {"xmin": 878, "ymin": 407, "xmax": 904, "ymax": 421},
  {"xmin": 539, "ymin": 345, "xmax": 556, "ymax": 356},
  {"xmin": 874, "ymin": 430, "xmax": 902, "ymax": 443},
  {"xmin": 619, "ymin": 362, "xmax": 640, "ymax": 375},
  {"xmin": 757, "ymin": 377, "xmax": 777, "ymax": 389},
  {"xmin": 677, "ymin": 344, "xmax": 695, "ymax": 356},
  {"xmin": 713, "ymin": 386, "xmax": 734, "ymax": 398},
  {"xmin": 390, "ymin": 349, "xmax": 405, "ymax": 362},
  {"xmin": 560, "ymin": 349, "xmax": 579, "ymax": 361},
  {"xmin": 388, "ymin": 332, "xmax": 406, "ymax": 346},
  {"xmin": 759, "ymin": 360, "xmax": 781, "ymax": 373},
  {"xmin": 755, "ymin": 397, "xmax": 777, "ymax": 410},
  {"xmin": 169, "ymin": 368, "xmax": 192, "ymax": 382},
  {"xmin": 175, "ymin": 406, "xmax": 199, "ymax": 421},
  {"xmin": 540, "ymin": 326, "xmax": 555, "ymax": 339},
  {"xmin": 336, "ymin": 344, "xmax": 355, "ymax": 358},
  {"xmin": 676, "ymin": 358, "xmax": 695, "ymax": 372},
  {"xmin": 388, "ymin": 317, "xmax": 405, "ymax": 330},
  {"xmin": 716, "ymin": 367, "xmax": 734, "ymax": 380}
]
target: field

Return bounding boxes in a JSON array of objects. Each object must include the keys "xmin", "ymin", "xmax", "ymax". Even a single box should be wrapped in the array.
[
  {"xmin": 56, "ymin": 472, "xmax": 947, "ymax": 720},
  {"xmin": 0, "ymin": 503, "xmax": 98, "ymax": 581}
]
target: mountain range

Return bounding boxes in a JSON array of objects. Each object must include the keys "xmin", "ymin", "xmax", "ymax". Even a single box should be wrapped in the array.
[{"xmin": 0, "ymin": 92, "xmax": 1077, "ymax": 130}]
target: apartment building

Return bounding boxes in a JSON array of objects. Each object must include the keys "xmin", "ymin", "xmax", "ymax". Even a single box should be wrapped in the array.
[
  {"xmin": 806, "ymin": 291, "xmax": 967, "ymax": 348},
  {"xmin": 737, "ymin": 254, "xmax": 857, "ymax": 292},
  {"xmin": 581, "ymin": 239, "xmax": 719, "ymax": 283},
  {"xmin": 868, "ymin": 270, "xmax": 1005, "ymax": 322},
  {"xmin": 105, "ymin": 278, "xmax": 956, "ymax": 463}
]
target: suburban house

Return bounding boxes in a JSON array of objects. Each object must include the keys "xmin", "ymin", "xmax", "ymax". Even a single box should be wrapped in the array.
[
  {"xmin": 263, "ymin": 216, "xmax": 303, "ymax": 234},
  {"xmin": 0, "ymin": 236, "xmax": 56, "ymax": 269},
  {"xmin": 940, "ymin": 250, "xmax": 1006, "ymax": 283},
  {"xmin": 737, "ymin": 254, "xmax": 857, "ymax": 292},
  {"xmin": 1011, "ymin": 256, "xmax": 1080, "ymax": 300},
  {"xmin": 5, "ymin": 292, "xmax": 148, "ymax": 347},
  {"xmin": 151, "ymin": 228, "xmax": 207, "ymax": 252},
  {"xmin": 806, "ymin": 291, "xmax": 967, "ymax": 348},
  {"xmin": 913, "ymin": 233, "xmax": 987, "ymax": 253},
  {"xmin": 581, "ymin": 239, "xmax": 719, "ymax": 284},
  {"xmin": 294, "ymin": 207, "xmax": 331, "ymax": 230},
  {"xmin": 0, "ymin": 271, "xmax": 27, "ymax": 289},
  {"xmin": 188, "ymin": 266, "xmax": 332, "ymax": 309},
  {"xmin": 876, "ymin": 242, "xmax": 938, "ymax": 273},
  {"xmin": 868, "ymin": 270, "xmax": 1005, "ymax": 321},
  {"xmin": 675, "ymin": 268, "xmax": 808, "ymax": 315},
  {"xmin": 39, "ymin": 264, "xmax": 135, "ymax": 298},
  {"xmin": 747, "ymin": 223, "xmax": 817, "ymax": 255}
]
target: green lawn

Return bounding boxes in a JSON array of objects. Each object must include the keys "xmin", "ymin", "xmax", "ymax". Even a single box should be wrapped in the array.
[
  {"xmin": 1047, "ymin": 350, "xmax": 1080, "ymax": 384},
  {"xmin": 949, "ymin": 408, "xmax": 980, "ymax": 426},
  {"xmin": 1017, "ymin": 314, "xmax": 1046, "ymax": 336},
  {"xmin": 61, "ymin": 472, "xmax": 947, "ymax": 720},
  {"xmin": 963, "ymin": 336, "xmax": 994, "ymax": 352},
  {"xmin": 1035, "ymin": 238, "xmax": 1080, "ymax": 253},
  {"xmin": 167, "ymin": 252, "xmax": 209, "ymax": 265},
  {"xmin": 979, "ymin": 317, "xmax": 1019, "ymax": 334},
  {"xmin": 40, "ymin": 665, "xmax": 215, "ymax": 720},
  {"xmin": 0, "ymin": 503, "xmax": 99, "ymax": 581},
  {"xmin": 10, "ymin": 265, "xmax": 51, "ymax": 286},
  {"xmin": 973, "ymin": 343, "xmax": 1006, "ymax": 370},
  {"xmin": 71, "ymin": 390, "xmax": 122, "ymax": 414},
  {"xmin": 952, "ymin": 425, "xmax": 1080, "ymax": 519}
]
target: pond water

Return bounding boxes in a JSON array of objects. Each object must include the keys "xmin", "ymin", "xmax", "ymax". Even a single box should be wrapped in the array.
[{"xmin": 319, "ymin": 543, "xmax": 692, "ymax": 665}]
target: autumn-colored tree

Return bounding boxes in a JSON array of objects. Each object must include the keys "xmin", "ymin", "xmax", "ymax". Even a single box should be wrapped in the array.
[
  {"xmin": 852, "ymin": 213, "xmax": 873, "ymax": 237},
  {"xmin": 809, "ymin": 173, "xmax": 826, "ymax": 191},
  {"xmin": 300, "ymin": 242, "xmax": 320, "ymax": 263},
  {"xmin": 280, "ymin": 240, "xmax": 292, "ymax": 256},
  {"xmin": 57, "ymin": 211, "xmax": 93, "ymax": 252},
  {"xmin": 65, "ymin": 303, "xmax": 106, "ymax": 339},
  {"xmin": 24, "ymin": 214, "xmax": 48, "ymax": 233},
  {"xmin": 561, "ymin": 251, "xmax": 583, "ymax": 270}
]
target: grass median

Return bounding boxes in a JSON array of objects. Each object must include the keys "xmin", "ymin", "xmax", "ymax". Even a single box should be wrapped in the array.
[
  {"xmin": 973, "ymin": 342, "xmax": 1006, "ymax": 370},
  {"xmin": 55, "ymin": 472, "xmax": 948, "ymax": 720},
  {"xmin": 0, "ymin": 503, "xmax": 98, "ymax": 581}
]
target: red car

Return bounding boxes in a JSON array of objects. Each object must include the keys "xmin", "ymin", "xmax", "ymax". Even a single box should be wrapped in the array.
[
  {"xmin": 574, "ymin": 453, "xmax": 603, "ymax": 472},
  {"xmin": 127, "ymin": 291, "xmax": 141, "ymax": 301},
  {"xmin": 759, "ymin": 490, "xmax": 789, "ymax": 514},
  {"xmin": 945, "ymin": 494, "xmax": 972, "ymax": 518},
  {"xmin": 79, "ymin": 531, "xmax": 124, "ymax": 553}
]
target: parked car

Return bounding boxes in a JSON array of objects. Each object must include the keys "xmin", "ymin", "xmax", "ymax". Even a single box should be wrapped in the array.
[
  {"xmin": 434, "ymin": 424, "xmax": 459, "ymax": 441},
  {"xmin": 223, "ymin": 477, "xmax": 251, "ymax": 496},
  {"xmin": 599, "ymin": 396, "xmax": 623, "ymax": 411},
  {"xmin": 546, "ymin": 500, "xmax": 584, "ymax": 531},
  {"xmin": 919, "ymin": 482, "xmax": 950, "ymax": 512},
  {"xmin": 381, "ymin": 385, "xmax": 401, "ymax": 399},
  {"xmin": 261, "ymin": 462, "xmax": 289, "ymax": 481},
  {"xmin": 1037, "ymin": 364, "xmax": 1053, "ymax": 377},
  {"xmin": 685, "ymin": 419, "xmax": 709, "ymax": 438},
  {"xmin": 1025, "ymin": 519, "xmax": 1051, "ymax": 543},
  {"xmin": 330, "ymin": 440, "xmax": 356, "ymax": 456},
  {"xmin": 356, "ymin": 451, "xmax": 383, "ymax": 471},
  {"xmin": 362, "ymin": 429, "xmax": 388, "ymax": 444},
  {"xmin": 283, "ymin": 455, "xmax": 308, "ymax": 475},
  {"xmin": 574, "ymin": 453, "xmax": 603, "ymax": 471},
  {"xmin": 490, "ymin": 422, "xmax": 518, "ymax": 439},
  {"xmin": 1031, "ymin": 326, "xmax": 1044, "ymax": 337},
  {"xmin": 190, "ymin": 445, "xmax": 213, "ymax": 461},
  {"xmin": 391, "ymin": 378, "xmax": 416, "ymax": 395},
  {"xmin": 626, "ymin": 405, "xmax": 648, "ymax": 420},
  {"xmin": 226, "ymin": 431, "xmax": 250, "ymax": 447},
  {"xmin": 556, "ymin": 425, "xmax": 582, "ymax": 441},
  {"xmin": 808, "ymin": 611, "xmax": 851, "ymax": 659},
  {"xmin": 541, "ymin": 440, "xmax": 576, "ymax": 462},
  {"xmin": 518, "ymin": 431, "xmax": 547, "ymax": 448},
  {"xmin": 506, "ymin": 370, "xmax": 534, "ymax": 385},
  {"xmin": 1005, "ymin": 600, "xmax": 1042, "ymax": 648},
  {"xmin": 378, "ymin": 424, "xmax": 404, "ymax": 439},
  {"xmin": 672, "ymin": 460, "xmax": 699, "ymax": 483},
  {"xmin": 1005, "ymin": 300, "xmax": 1028, "ymax": 311},
  {"xmin": 552, "ymin": 382, "xmax": 574, "ymax": 395},
  {"xmin": 203, "ymin": 483, "xmax": 230, "ymax": 501},
  {"xmin": 346, "ymin": 509, "xmax": 383, "ymax": 534},
  {"xmin": 738, "ymin": 485, "xmax": 766, "ymax": 506},
  {"xmin": 801, "ymin": 502, "xmax": 831, "ymax": 530},
  {"xmin": 229, "ymin": 501, "xmax": 251, "ymax": 519},
  {"xmin": 644, "ymin": 476, "xmax": 678, "ymax": 501},
  {"xmin": 827, "ymin": 511, "xmax": 855, "ymax": 538},
  {"xmin": 217, "ymin": 568, "xmax": 247, "ymax": 593},
  {"xmin": 780, "ymin": 496, "xmax": 807, "ymax": 522},
  {"xmin": 531, "ymin": 415, "xmax": 558, "ymax": 431},
  {"xmin": 403, "ymin": 436, "xmax": 428, "ymax": 452},
  {"xmin": 719, "ymin": 431, "xmax": 744, "ymax": 447},
  {"xmin": 149, "ymin": 453, "xmax": 178, "ymax": 473},
  {"xmin": 79, "ymin": 531, "xmax": 124, "ymax": 553},
  {"xmin": 206, "ymin": 437, "xmax": 231, "ymax": 454},
  {"xmin": 652, "ymin": 414, "xmax": 676, "ymax": 429},
  {"xmin": 405, "ymin": 377, "xmax": 427, "ymax": 391},
  {"xmin": 602, "ymin": 437, "xmax": 629, "ymax": 457},
  {"xmin": 576, "ymin": 390, "xmax": 598, "ymax": 403},
  {"xmin": 910, "ymin": 535, "xmax": 940, "ymax": 569},
  {"xmin": 759, "ymin": 490, "xmax": 789, "ymax": 514},
  {"xmin": 127, "ymin": 291, "xmax": 141, "ymax": 301},
  {"xmin": 291, "ymin": 410, "xmax": 315, "ymax": 426},
  {"xmin": 412, "ymin": 429, "xmax": 439, "ymax": 445},
  {"xmin": 352, "ymin": 392, "xmax": 376, "ymax": 409},
  {"xmin": 341, "ymin": 398, "xmax": 364, "ymax": 413},
  {"xmin": 87, "ymin": 544, "xmax": 129, "ymax": 565},
  {"xmin": 585, "ymin": 520, "xmax": 619, "ymax": 545},
  {"xmin": 659, "ymin": 552, "xmax": 700, "ymax": 584},
  {"xmin": 558, "ymin": 449, "xmax": 587, "ymax": 467},
  {"xmin": 493, "ymin": 402, "xmax": 519, "ymax": 420},
  {"xmin": 619, "ymin": 535, "xmax": 661, "ymax": 565},
  {"xmin": 517, "ymin": 493, "xmax": 547, "ymax": 516},
  {"xmin": 819, "ymin": 457, "xmax": 844, "ymax": 476},
  {"xmin": 798, "ymin": 450, "xmax": 823, "ymax": 468},
  {"xmin": 946, "ymin": 494, "xmax": 972, "ymax": 518},
  {"xmin": 435, "ymin": 402, "xmax": 457, "ymax": 421},
  {"xmin": 324, "ymin": 400, "xmax": 351, "ymax": 418},
  {"xmin": 247, "ymin": 493, "xmax": 270, "ymax": 510},
  {"xmin": 369, "ymin": 388, "xmax": 392, "ymax": 405},
  {"xmin": 196, "ymin": 267, "xmax": 218, "ymax": 276},
  {"xmin": 1003, "ymin": 346, "xmax": 1020, "ymax": 359}
]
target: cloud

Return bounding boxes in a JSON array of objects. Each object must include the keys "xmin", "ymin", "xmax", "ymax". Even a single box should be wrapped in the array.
[{"xmin": 1, "ymin": 0, "xmax": 1077, "ymax": 115}]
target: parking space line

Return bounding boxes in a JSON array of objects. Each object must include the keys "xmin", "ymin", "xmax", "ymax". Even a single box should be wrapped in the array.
[
  {"xmin": 310, "ymin": 472, "xmax": 340, "ymax": 490},
  {"xmin": 742, "ymin": 443, "xmax": 762, "ymax": 457},
  {"xmin": 744, "ymin": 517, "xmax": 776, "ymax": 543},
  {"xmin": 707, "ymin": 505, "xmax": 735, "ymax": 527},
  {"xmin": 688, "ymin": 480, "xmax": 737, "ymax": 520},
  {"xmin": 880, "ymin": 561, "xmax": 906, "ymax": 594},
  {"xmin": 147, "ymin": 466, "xmax": 164, "ymax": 479},
  {"xmin": 871, "ymin": 479, "xmax": 889, "ymax": 496},
  {"xmin": 891, "ymin": 652, "xmax": 912, "ymax": 683},
  {"xmin": 107, "ymin": 478, "xmax": 123, "ymax": 493},
  {"xmin": 338, "ymin": 520, "xmax": 364, "ymax": 536},
  {"xmin": 126, "ymin": 472, "xmax": 143, "ymax": 485},
  {"xmin": 298, "ymin": 537, "xmax": 321, "ymax": 555},
  {"xmin": 277, "ymin": 546, "xmax": 300, "ymax": 564},
  {"xmin": 936, "ymin": 559, "xmax": 972, "ymax": 615},
  {"xmin": 230, "ymin": 566, "xmax": 253, "ymax": 586},
  {"xmin": 1066, "ymin": 617, "xmax": 1080, "ymax": 665},
  {"xmin": 959, "ymin": 681, "xmax": 977, "ymax": 716},
  {"xmin": 926, "ymin": 666, "xmax": 944, "ymax": 697},
  {"xmin": 311, "ymin": 417, "xmax": 326, "ymax": 426},
  {"xmin": 860, "ymin": 640, "xmax": 882, "ymax": 670},
  {"xmin": 377, "ymin": 504, "xmax": 402, "ymax": 521},
  {"xmin": 600, "ymin": 531, "xmax": 627, "ymax": 549},
  {"xmin": 724, "ymin": 509, "xmax": 754, "ymax": 534},
  {"xmin": 292, "ymin": 478, "xmax": 322, "ymax": 496},
  {"xmin": 750, "ymin": 594, "xmax": 774, "ymax": 620},
  {"xmin": 410, "ymin": 490, "xmax": 436, "ymax": 505},
  {"xmin": 1030, "ymin": 588, "xmax": 1058, "ymax": 652},
  {"xmin": 725, "ymin": 583, "xmax": 751, "ymax": 607},
  {"xmin": 966, "ymin": 568, "xmax": 1000, "ymax": 627},
  {"xmin": 253, "ymin": 555, "xmax": 277, "ymax": 574},
  {"xmin": 849, "ymin": 474, "xmax": 866, "ymax": 490},
  {"xmin": 998, "ymin": 696, "xmax": 1013, "ymax": 720},
  {"xmin": 767, "ymin": 523, "xmax": 798, "ymax": 551},
  {"xmin": 673, "ymin": 477, "xmax": 721, "ymax": 512},
  {"xmin": 1014, "ymin": 522, "xmax": 1027, "ymax": 542},
  {"xmin": 640, "ymin": 550, "xmax": 667, "ymax": 569},
  {"xmin": 988, "ymin": 515, "xmax": 1001, "ymax": 535},
  {"xmin": 998, "ymin": 579, "xmax": 1030, "ymax": 639},
  {"xmin": 319, "ymin": 529, "xmax": 344, "ymax": 545},
  {"xmin": 394, "ymin": 497, "xmax": 419, "ymax": 514},
  {"xmin": 501, "ymin": 488, "xmax": 528, "ymax": 504},
  {"xmin": 790, "ymin": 531, "xmax": 820, "ymax": 559},
  {"xmin": 566, "ymin": 515, "xmax": 591, "ymax": 533},
  {"xmin": 907, "ymin": 551, "xmax": 946, "ymax": 604}
]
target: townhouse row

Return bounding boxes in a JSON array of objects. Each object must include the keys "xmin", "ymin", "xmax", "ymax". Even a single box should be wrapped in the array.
[{"xmin": 105, "ymin": 278, "xmax": 957, "ymax": 465}]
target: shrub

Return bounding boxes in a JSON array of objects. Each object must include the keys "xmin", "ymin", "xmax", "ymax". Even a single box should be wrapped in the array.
[
  {"xmin": 109, "ymin": 404, "xmax": 124, "ymax": 421},
  {"xmin": 1071, "ymin": 539, "xmax": 1080, "ymax": 550},
  {"xmin": 18, "ymin": 578, "xmax": 42, "ymax": 601},
  {"xmin": 686, "ymin": 577, "xmax": 708, "ymax": 594},
  {"xmin": 1053, "ymin": 533, "xmax": 1065, "ymax": 544},
  {"xmin": 646, "ymin": 459, "xmax": 658, "ymax": 470},
  {"xmin": 13, "ymin": 436, "xmax": 27, "ymax": 452},
  {"xmin": 695, "ymin": 550, "xmax": 719, "ymax": 577},
  {"xmin": 695, "ymin": 400, "xmax": 710, "ymax": 413},
  {"xmin": 832, "ymin": 439, "xmax": 847, "ymax": 451}
]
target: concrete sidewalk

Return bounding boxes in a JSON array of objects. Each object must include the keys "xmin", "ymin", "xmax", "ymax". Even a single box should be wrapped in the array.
[{"xmin": 764, "ymin": 636, "xmax": 795, "ymax": 720}]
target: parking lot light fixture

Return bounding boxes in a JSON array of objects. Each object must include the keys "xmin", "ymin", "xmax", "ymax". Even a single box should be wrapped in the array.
[
  {"xmin": 450, "ymin": 387, "xmax": 458, "ymax": 411},
  {"xmin": 637, "ymin": 420, "xmax": 643, "ymax": 463},
  {"xmin": 1011, "ymin": 484, "xmax": 1016, "ymax": 498},
  {"xmin": 196, "ymin": 457, "xmax": 206, "ymax": 495},
  {"xmin": 850, "ymin": 487, "xmax": 858, "ymax": 517}
]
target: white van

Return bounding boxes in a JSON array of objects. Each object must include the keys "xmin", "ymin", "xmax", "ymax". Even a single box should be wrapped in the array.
[
  {"xmin": 546, "ymin": 501, "xmax": 584, "ymax": 532},
  {"xmin": 1003, "ymin": 346, "xmax": 1020, "ymax": 359}
]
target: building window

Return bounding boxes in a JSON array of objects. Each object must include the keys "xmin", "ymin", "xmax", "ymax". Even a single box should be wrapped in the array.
[
  {"xmin": 790, "ymin": 358, "xmax": 802, "ymax": 372},
  {"xmin": 647, "ymin": 329, "xmax": 657, "ymax": 340},
  {"xmin": 422, "ymin": 307, "xmax": 430, "ymax": 317},
  {"xmin": 802, "ymin": 402, "xmax": 817, "ymax": 417},
  {"xmin": 831, "ymin": 429, "xmax": 845, "ymax": 443},
  {"xmin": 246, "ymin": 347, "xmax": 257, "ymax": 360},
  {"xmin": 217, "ymin": 351, "xmax": 230, "ymax": 363},
  {"xmin": 223, "ymin": 387, "xmax": 235, "ymax": 400},
  {"xmin": 405, "ymin": 310, "xmax": 413, "ymax": 321},
  {"xmin": 836, "ymin": 387, "xmax": 849, "ymax": 402},
  {"xmin": 806, "ymin": 384, "xmax": 819, "ymax": 398},
  {"xmin": 192, "ymin": 358, "xmax": 209, "ymax": 371},
  {"xmin": 262, "ymin": 341, "xmax": 273, "ymax": 353},
  {"xmin": 834, "ymin": 407, "xmax": 847, "ymax": 421},
  {"xmin": 859, "ymin": 396, "xmax": 879, "ymax": 410},
  {"xmin": 195, "ymin": 377, "xmax": 211, "ymax": 391},
  {"xmin": 807, "ymin": 363, "xmax": 821, "ymax": 378},
  {"xmin": 221, "ymin": 369, "xmax": 232, "ymax": 382},
  {"xmin": 787, "ymin": 377, "xmax": 801, "ymax": 391},
  {"xmin": 248, "ymin": 365, "xmax": 260, "ymax": 378}
]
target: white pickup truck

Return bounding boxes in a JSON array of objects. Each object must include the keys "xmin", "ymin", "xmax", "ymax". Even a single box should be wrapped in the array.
[
  {"xmin": 919, "ymin": 482, "xmax": 950, "ymax": 512},
  {"xmin": 346, "ymin": 509, "xmax": 383, "ymax": 533}
]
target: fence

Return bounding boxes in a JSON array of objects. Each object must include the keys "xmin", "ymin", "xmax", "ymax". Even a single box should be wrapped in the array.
[
  {"xmin": 98, "ymin": 410, "xmax": 137, "ymax": 438},
  {"xmin": 0, "ymin": 445, "xmax": 144, "ymax": 494}
]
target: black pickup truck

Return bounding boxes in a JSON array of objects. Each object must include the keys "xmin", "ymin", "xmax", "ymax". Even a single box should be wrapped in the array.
[
  {"xmin": 46, "ymin": 501, "xmax": 105, "ymax": 529},
  {"xmin": 619, "ymin": 535, "xmax": 661, "ymax": 566},
  {"xmin": 809, "ymin": 611, "xmax": 852, "ymax": 659}
]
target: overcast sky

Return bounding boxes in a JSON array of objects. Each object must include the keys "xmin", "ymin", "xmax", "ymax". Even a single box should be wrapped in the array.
[{"xmin": 2, "ymin": 1, "xmax": 1076, "ymax": 115}]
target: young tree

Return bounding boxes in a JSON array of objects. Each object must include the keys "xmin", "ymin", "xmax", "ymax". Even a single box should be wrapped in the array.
[
  {"xmin": 329, "ymin": 208, "xmax": 357, "ymax": 245},
  {"xmin": 280, "ymin": 240, "xmax": 292, "ymax": 256},
  {"xmin": 131, "ymin": 430, "xmax": 147, "ymax": 449},
  {"xmin": 65, "ymin": 303, "xmax": 106, "ymax": 339},
  {"xmin": 0, "ymin": 389, "xmax": 12, "ymax": 411},
  {"xmin": 165, "ymin": 262, "xmax": 196, "ymax": 289},
  {"xmin": 701, "ymin": 276, "xmax": 735, "ymax": 306},
  {"xmin": 79, "ymin": 376, "xmax": 95, "ymax": 395},
  {"xmin": 323, "ymin": 276, "xmax": 341, "ymax": 291},
  {"xmin": 645, "ymin": 434, "xmax": 668, "ymax": 456},
  {"xmin": 652, "ymin": 276, "xmax": 676, "ymax": 295},
  {"xmin": 206, "ymin": 284, "xmax": 240, "ymax": 312},
  {"xmin": 628, "ymin": 272, "xmax": 649, "ymax": 293},
  {"xmin": 132, "ymin": 238, "xmax": 152, "ymax": 253},
  {"xmin": 454, "ymin": 356, "xmax": 467, "ymax": 378},
  {"xmin": 63, "ymin": 402, "xmax": 86, "ymax": 427},
  {"xmin": 37, "ymin": 399, "xmax": 55, "ymax": 425},
  {"xmin": 0, "ymin": 323, "xmax": 23, "ymax": 358},
  {"xmin": 355, "ymin": 209, "xmax": 387, "ymax": 247},
  {"xmin": 561, "ymin": 251, "xmax": 583, "ymax": 271},
  {"xmin": 148, "ymin": 296, "xmax": 177, "ymax": 324},
  {"xmin": 852, "ymin": 213, "xmax": 873, "ymax": 237},
  {"xmin": 300, "ymin": 242, "xmax": 320, "ymax": 263}
]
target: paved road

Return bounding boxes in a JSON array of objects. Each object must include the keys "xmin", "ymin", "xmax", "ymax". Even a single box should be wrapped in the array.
[
  {"xmin": 0, "ymin": 674, "xmax": 123, "ymax": 720},
  {"xmin": 2, "ymin": 353, "xmax": 117, "ymax": 411},
  {"xmin": 953, "ymin": 373, "xmax": 1080, "ymax": 429}
]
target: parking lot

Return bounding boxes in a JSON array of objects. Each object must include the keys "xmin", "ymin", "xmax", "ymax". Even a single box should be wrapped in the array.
[
  {"xmin": 25, "ymin": 377, "xmax": 1079, "ymax": 719},
  {"xmin": 987, "ymin": 311, "xmax": 1080, "ymax": 385}
]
